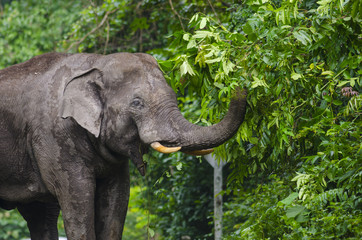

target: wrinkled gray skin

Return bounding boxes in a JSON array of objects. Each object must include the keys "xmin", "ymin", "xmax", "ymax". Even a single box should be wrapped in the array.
[{"xmin": 0, "ymin": 52, "xmax": 247, "ymax": 240}]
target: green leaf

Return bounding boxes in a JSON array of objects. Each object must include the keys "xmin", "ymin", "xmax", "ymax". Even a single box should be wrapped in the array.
[
  {"xmin": 193, "ymin": 30, "xmax": 213, "ymax": 39},
  {"xmin": 243, "ymin": 22, "xmax": 253, "ymax": 35},
  {"xmin": 200, "ymin": 17, "xmax": 207, "ymax": 29},
  {"xmin": 148, "ymin": 227, "xmax": 155, "ymax": 237},
  {"xmin": 187, "ymin": 39, "xmax": 197, "ymax": 49},
  {"xmin": 337, "ymin": 80, "xmax": 350, "ymax": 87},
  {"xmin": 158, "ymin": 60, "xmax": 174, "ymax": 72},
  {"xmin": 176, "ymin": 162, "xmax": 183, "ymax": 171},
  {"xmin": 286, "ymin": 205, "xmax": 306, "ymax": 218},
  {"xmin": 243, "ymin": 21, "xmax": 257, "ymax": 41},
  {"xmin": 251, "ymin": 76, "xmax": 269, "ymax": 88},
  {"xmin": 189, "ymin": 13, "xmax": 199, "ymax": 24},
  {"xmin": 280, "ymin": 192, "xmax": 299, "ymax": 205},
  {"xmin": 332, "ymin": 100, "xmax": 342, "ymax": 106},
  {"xmin": 205, "ymin": 57, "xmax": 222, "ymax": 64},
  {"xmin": 223, "ymin": 60, "xmax": 235, "ymax": 75},
  {"xmin": 323, "ymin": 94, "xmax": 332, "ymax": 102},
  {"xmin": 291, "ymin": 72, "xmax": 302, "ymax": 80},
  {"xmin": 295, "ymin": 212, "xmax": 309, "ymax": 222},
  {"xmin": 214, "ymin": 82, "xmax": 224, "ymax": 89},
  {"xmin": 321, "ymin": 71, "xmax": 334, "ymax": 76},
  {"xmin": 180, "ymin": 60, "xmax": 195, "ymax": 76},
  {"xmin": 183, "ymin": 33, "xmax": 190, "ymax": 41},
  {"xmin": 276, "ymin": 83, "xmax": 283, "ymax": 96},
  {"xmin": 293, "ymin": 30, "xmax": 312, "ymax": 46}
]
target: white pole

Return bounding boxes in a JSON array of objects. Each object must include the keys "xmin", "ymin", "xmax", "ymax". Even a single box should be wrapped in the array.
[{"xmin": 205, "ymin": 154, "xmax": 226, "ymax": 240}]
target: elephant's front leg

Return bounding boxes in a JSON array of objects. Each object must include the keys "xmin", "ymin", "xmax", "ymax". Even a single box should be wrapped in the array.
[
  {"xmin": 37, "ymin": 165, "xmax": 98, "ymax": 239},
  {"xmin": 57, "ymin": 176, "xmax": 97, "ymax": 240},
  {"xmin": 95, "ymin": 161, "xmax": 130, "ymax": 239},
  {"xmin": 33, "ymin": 136, "xmax": 98, "ymax": 239}
]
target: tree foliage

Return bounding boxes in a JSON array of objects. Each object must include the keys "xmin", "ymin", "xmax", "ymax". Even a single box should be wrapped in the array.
[
  {"xmin": 0, "ymin": 0, "xmax": 84, "ymax": 68},
  {"xmin": 157, "ymin": 0, "xmax": 361, "ymax": 238},
  {"xmin": 59, "ymin": 0, "xmax": 227, "ymax": 54}
]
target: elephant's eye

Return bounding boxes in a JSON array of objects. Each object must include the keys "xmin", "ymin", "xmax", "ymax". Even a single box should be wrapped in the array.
[{"xmin": 131, "ymin": 98, "xmax": 144, "ymax": 109}]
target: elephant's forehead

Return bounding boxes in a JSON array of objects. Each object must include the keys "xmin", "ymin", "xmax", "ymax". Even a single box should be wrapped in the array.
[
  {"xmin": 103, "ymin": 53, "xmax": 157, "ymax": 73},
  {"xmin": 104, "ymin": 61, "xmax": 162, "ymax": 83},
  {"xmin": 131, "ymin": 83, "xmax": 175, "ymax": 100},
  {"xmin": 104, "ymin": 69, "xmax": 167, "ymax": 92},
  {"xmin": 100, "ymin": 53, "xmax": 175, "ymax": 96}
]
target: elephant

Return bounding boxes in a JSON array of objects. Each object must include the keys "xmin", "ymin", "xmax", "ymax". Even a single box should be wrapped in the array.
[{"xmin": 0, "ymin": 52, "xmax": 247, "ymax": 240}]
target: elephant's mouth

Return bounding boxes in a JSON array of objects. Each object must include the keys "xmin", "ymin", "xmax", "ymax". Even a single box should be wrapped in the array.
[
  {"xmin": 158, "ymin": 140, "xmax": 180, "ymax": 148},
  {"xmin": 150, "ymin": 141, "xmax": 213, "ymax": 156}
]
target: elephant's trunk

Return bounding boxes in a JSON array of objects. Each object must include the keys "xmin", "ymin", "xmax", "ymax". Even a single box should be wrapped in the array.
[
  {"xmin": 179, "ymin": 88, "xmax": 247, "ymax": 152},
  {"xmin": 151, "ymin": 88, "xmax": 247, "ymax": 154}
]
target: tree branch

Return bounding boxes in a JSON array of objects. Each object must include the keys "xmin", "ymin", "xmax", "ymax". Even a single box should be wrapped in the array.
[
  {"xmin": 103, "ymin": 20, "xmax": 110, "ymax": 54},
  {"xmin": 0, "ymin": 1, "xmax": 3, "ymax": 17},
  {"xmin": 168, "ymin": 0, "xmax": 184, "ymax": 31},
  {"xmin": 67, "ymin": 8, "xmax": 118, "ymax": 52},
  {"xmin": 218, "ymin": 0, "xmax": 231, "ymax": 8},
  {"xmin": 207, "ymin": 0, "xmax": 221, "ymax": 24}
]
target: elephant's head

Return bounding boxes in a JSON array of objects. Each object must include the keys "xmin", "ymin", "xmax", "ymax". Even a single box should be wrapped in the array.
[{"xmin": 60, "ymin": 53, "xmax": 247, "ymax": 175}]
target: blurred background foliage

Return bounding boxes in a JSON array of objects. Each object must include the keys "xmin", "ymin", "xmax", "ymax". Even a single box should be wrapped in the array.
[{"xmin": 0, "ymin": 0, "xmax": 361, "ymax": 239}]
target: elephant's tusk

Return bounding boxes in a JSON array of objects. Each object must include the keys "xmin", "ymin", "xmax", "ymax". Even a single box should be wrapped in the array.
[
  {"xmin": 150, "ymin": 142, "xmax": 181, "ymax": 154},
  {"xmin": 184, "ymin": 149, "xmax": 214, "ymax": 156}
]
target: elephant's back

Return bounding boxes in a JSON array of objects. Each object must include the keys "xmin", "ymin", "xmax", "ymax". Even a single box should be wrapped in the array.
[
  {"xmin": 0, "ymin": 53, "xmax": 69, "ymax": 83},
  {"xmin": 0, "ymin": 53, "xmax": 70, "ymax": 115}
]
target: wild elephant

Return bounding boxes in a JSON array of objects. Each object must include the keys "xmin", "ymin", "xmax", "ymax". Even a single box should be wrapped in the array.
[{"xmin": 0, "ymin": 52, "xmax": 247, "ymax": 239}]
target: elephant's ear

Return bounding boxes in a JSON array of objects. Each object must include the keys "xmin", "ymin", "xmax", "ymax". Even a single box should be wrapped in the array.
[{"xmin": 60, "ymin": 69, "xmax": 104, "ymax": 138}]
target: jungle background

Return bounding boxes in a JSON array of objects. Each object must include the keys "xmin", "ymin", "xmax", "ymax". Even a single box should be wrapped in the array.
[{"xmin": 0, "ymin": 0, "xmax": 361, "ymax": 239}]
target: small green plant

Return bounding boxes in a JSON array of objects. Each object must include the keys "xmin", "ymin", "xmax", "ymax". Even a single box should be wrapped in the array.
[{"xmin": 0, "ymin": 209, "xmax": 29, "ymax": 240}]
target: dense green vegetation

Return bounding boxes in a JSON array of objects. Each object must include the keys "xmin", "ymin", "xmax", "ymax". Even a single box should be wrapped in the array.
[{"xmin": 0, "ymin": 0, "xmax": 361, "ymax": 239}]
